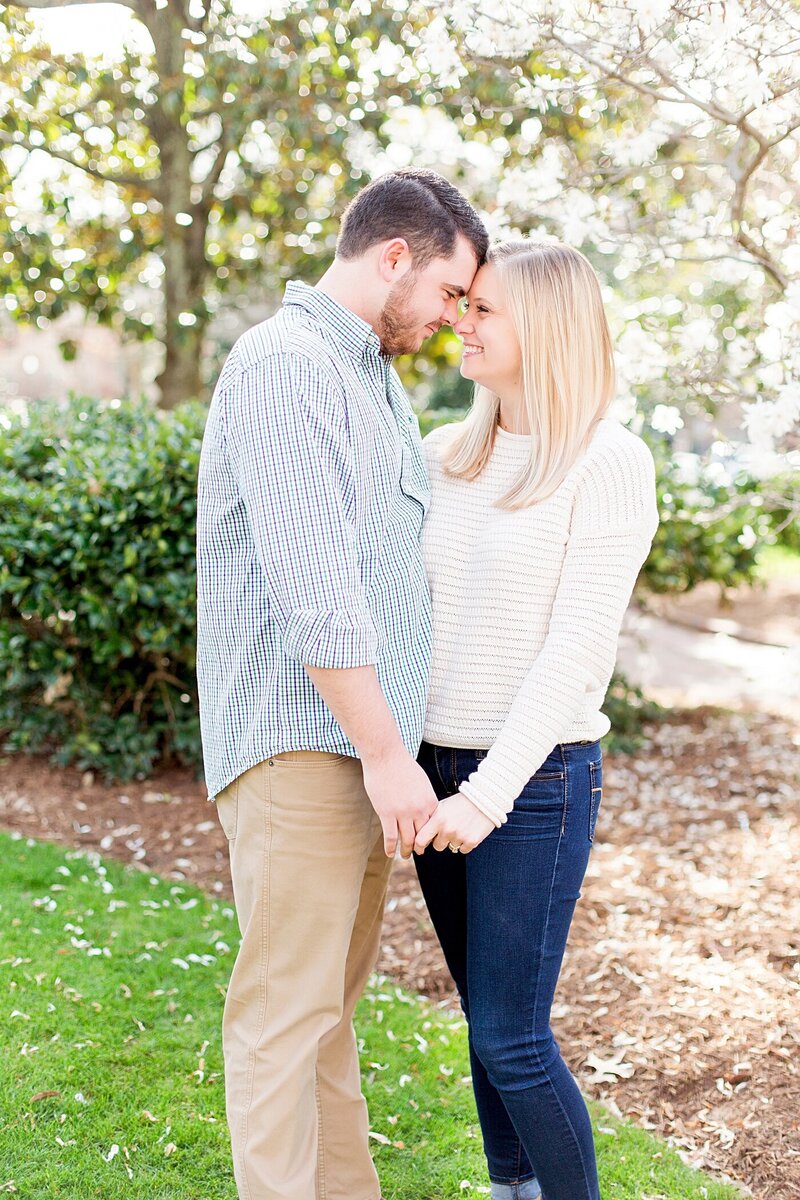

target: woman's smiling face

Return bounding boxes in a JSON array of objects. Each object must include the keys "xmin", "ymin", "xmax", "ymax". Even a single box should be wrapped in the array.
[{"xmin": 453, "ymin": 263, "xmax": 522, "ymax": 396}]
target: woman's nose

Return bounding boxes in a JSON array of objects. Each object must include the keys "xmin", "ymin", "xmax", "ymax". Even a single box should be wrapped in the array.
[{"xmin": 453, "ymin": 313, "xmax": 473, "ymax": 336}]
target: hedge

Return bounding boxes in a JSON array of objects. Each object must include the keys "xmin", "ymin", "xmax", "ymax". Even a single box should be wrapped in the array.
[
  {"xmin": 0, "ymin": 397, "xmax": 203, "ymax": 780},
  {"xmin": 0, "ymin": 397, "xmax": 773, "ymax": 782}
]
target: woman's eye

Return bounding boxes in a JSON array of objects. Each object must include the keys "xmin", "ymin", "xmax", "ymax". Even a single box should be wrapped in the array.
[
  {"xmin": 476, "ymin": 305, "xmax": 489, "ymax": 314},
  {"xmin": 457, "ymin": 297, "xmax": 469, "ymax": 316}
]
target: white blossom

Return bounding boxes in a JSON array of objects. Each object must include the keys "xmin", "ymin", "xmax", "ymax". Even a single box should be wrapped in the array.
[
  {"xmin": 743, "ymin": 389, "xmax": 800, "ymax": 449},
  {"xmin": 436, "ymin": 0, "xmax": 800, "ymax": 449},
  {"xmin": 415, "ymin": 16, "xmax": 469, "ymax": 88},
  {"xmin": 651, "ymin": 404, "xmax": 685, "ymax": 435}
]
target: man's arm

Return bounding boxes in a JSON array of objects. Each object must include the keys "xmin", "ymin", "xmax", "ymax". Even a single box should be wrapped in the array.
[
  {"xmin": 224, "ymin": 354, "xmax": 436, "ymax": 856},
  {"xmin": 306, "ymin": 666, "xmax": 437, "ymax": 858}
]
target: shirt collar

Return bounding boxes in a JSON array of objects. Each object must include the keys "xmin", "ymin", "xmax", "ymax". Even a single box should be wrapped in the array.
[{"xmin": 282, "ymin": 280, "xmax": 382, "ymax": 361}]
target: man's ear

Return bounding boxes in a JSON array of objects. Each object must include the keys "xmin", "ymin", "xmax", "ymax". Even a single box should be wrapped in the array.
[{"xmin": 376, "ymin": 238, "xmax": 413, "ymax": 284}]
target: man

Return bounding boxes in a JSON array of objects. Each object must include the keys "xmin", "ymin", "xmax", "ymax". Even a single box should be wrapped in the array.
[{"xmin": 196, "ymin": 167, "xmax": 487, "ymax": 1200}]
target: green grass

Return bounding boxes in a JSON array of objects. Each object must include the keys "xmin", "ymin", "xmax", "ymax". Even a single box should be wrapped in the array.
[
  {"xmin": 0, "ymin": 833, "xmax": 743, "ymax": 1199},
  {"xmin": 756, "ymin": 541, "xmax": 800, "ymax": 581}
]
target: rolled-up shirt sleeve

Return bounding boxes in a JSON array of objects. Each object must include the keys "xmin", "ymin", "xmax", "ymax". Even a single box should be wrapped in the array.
[{"xmin": 223, "ymin": 351, "xmax": 380, "ymax": 669}]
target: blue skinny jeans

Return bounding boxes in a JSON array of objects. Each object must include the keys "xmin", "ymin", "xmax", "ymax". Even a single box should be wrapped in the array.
[{"xmin": 414, "ymin": 740, "xmax": 603, "ymax": 1200}]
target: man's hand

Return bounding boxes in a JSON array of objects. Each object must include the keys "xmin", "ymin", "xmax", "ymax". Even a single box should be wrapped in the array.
[
  {"xmin": 414, "ymin": 792, "xmax": 496, "ymax": 856},
  {"xmin": 361, "ymin": 750, "xmax": 439, "ymax": 859},
  {"xmin": 302, "ymin": 664, "xmax": 438, "ymax": 857}
]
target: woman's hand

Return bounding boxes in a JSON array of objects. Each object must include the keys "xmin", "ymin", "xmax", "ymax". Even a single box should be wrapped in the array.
[{"xmin": 414, "ymin": 792, "xmax": 496, "ymax": 855}]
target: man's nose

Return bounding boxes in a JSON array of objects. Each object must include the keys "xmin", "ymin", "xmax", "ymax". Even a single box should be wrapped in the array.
[{"xmin": 442, "ymin": 296, "xmax": 462, "ymax": 326}]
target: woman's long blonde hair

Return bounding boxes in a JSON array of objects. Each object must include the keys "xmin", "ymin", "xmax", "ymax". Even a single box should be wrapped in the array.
[{"xmin": 440, "ymin": 239, "xmax": 615, "ymax": 509}]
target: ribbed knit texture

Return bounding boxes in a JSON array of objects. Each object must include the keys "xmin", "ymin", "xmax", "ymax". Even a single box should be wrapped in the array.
[{"xmin": 422, "ymin": 418, "xmax": 659, "ymax": 826}]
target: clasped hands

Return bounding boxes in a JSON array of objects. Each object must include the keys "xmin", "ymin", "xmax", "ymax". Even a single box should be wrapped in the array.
[
  {"xmin": 412, "ymin": 791, "xmax": 495, "ymax": 857},
  {"xmin": 362, "ymin": 753, "xmax": 495, "ymax": 859}
]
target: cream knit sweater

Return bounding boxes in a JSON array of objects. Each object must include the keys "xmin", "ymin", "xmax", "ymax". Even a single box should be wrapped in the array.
[{"xmin": 421, "ymin": 418, "xmax": 659, "ymax": 827}]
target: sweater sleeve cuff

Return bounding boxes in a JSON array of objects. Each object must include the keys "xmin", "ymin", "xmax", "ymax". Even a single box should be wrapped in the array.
[{"xmin": 458, "ymin": 779, "xmax": 508, "ymax": 828}]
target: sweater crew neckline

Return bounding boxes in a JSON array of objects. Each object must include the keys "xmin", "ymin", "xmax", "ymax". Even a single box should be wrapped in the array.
[{"xmin": 494, "ymin": 426, "xmax": 533, "ymax": 454}]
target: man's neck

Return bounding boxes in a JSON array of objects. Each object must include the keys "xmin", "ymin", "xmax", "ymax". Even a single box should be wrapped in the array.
[{"xmin": 315, "ymin": 261, "xmax": 380, "ymax": 330}]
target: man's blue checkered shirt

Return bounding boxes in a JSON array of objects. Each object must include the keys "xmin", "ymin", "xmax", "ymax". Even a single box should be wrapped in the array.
[{"xmin": 196, "ymin": 281, "xmax": 432, "ymax": 799}]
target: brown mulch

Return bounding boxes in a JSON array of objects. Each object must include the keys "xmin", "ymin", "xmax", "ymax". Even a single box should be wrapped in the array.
[{"xmin": 1, "ymin": 707, "xmax": 798, "ymax": 1199}]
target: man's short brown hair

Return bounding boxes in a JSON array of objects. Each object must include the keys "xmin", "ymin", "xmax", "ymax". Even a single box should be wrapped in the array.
[{"xmin": 337, "ymin": 168, "xmax": 488, "ymax": 268}]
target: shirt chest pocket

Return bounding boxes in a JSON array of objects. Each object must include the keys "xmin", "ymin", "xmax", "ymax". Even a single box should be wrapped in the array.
[{"xmin": 399, "ymin": 439, "xmax": 430, "ymax": 515}]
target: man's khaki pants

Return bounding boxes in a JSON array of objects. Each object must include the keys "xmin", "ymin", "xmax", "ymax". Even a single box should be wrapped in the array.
[{"xmin": 216, "ymin": 751, "xmax": 391, "ymax": 1200}]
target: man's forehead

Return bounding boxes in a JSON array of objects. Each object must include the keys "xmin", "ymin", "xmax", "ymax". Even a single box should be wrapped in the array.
[
  {"xmin": 442, "ymin": 280, "xmax": 469, "ymax": 297},
  {"xmin": 432, "ymin": 241, "xmax": 480, "ymax": 293}
]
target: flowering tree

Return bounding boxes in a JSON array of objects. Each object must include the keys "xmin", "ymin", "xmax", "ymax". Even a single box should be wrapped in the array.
[
  {"xmin": 0, "ymin": 0, "xmax": 453, "ymax": 407},
  {"xmin": 427, "ymin": 0, "xmax": 800, "ymax": 461},
  {"xmin": 3, "ymin": 0, "xmax": 798, "ymax": 467}
]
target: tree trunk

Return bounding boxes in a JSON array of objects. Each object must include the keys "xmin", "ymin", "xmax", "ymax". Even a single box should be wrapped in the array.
[
  {"xmin": 156, "ymin": 314, "xmax": 204, "ymax": 410},
  {"xmin": 156, "ymin": 136, "xmax": 209, "ymax": 407},
  {"xmin": 142, "ymin": 0, "xmax": 209, "ymax": 409}
]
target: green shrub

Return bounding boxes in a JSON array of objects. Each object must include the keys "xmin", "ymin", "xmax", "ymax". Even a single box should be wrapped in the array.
[
  {"xmin": 644, "ymin": 437, "xmax": 770, "ymax": 595},
  {"xmin": 602, "ymin": 673, "xmax": 663, "ymax": 753},
  {"xmin": 0, "ymin": 396, "xmax": 204, "ymax": 780},
  {"xmin": 760, "ymin": 469, "xmax": 800, "ymax": 553},
  {"xmin": 0, "ymin": 400, "xmax": 771, "ymax": 783}
]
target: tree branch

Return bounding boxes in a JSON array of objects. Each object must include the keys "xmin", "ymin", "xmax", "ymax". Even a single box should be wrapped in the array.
[
  {"xmin": 725, "ymin": 130, "xmax": 788, "ymax": 289},
  {"xmin": 732, "ymin": 214, "xmax": 788, "ymax": 291},
  {"xmin": 540, "ymin": 13, "xmax": 781, "ymax": 159},
  {"xmin": 590, "ymin": 157, "xmax": 726, "ymax": 186},
  {"xmin": 544, "ymin": 27, "xmax": 684, "ymax": 107},
  {"xmin": 5, "ymin": 0, "xmax": 139, "ymax": 8},
  {"xmin": 743, "ymin": 77, "xmax": 800, "ymax": 119},
  {"xmin": 199, "ymin": 131, "xmax": 231, "ymax": 204},
  {"xmin": 6, "ymin": 0, "xmax": 139, "ymax": 9},
  {"xmin": 0, "ymin": 129, "xmax": 154, "ymax": 191},
  {"xmin": 548, "ymin": 21, "xmax": 763, "ymax": 142},
  {"xmin": 767, "ymin": 116, "xmax": 800, "ymax": 148},
  {"xmin": 190, "ymin": 132, "xmax": 222, "ymax": 157},
  {"xmin": 541, "ymin": 20, "xmax": 791, "ymax": 291},
  {"xmin": 183, "ymin": 0, "xmax": 208, "ymax": 35},
  {"xmin": 646, "ymin": 58, "xmax": 768, "ymax": 149}
]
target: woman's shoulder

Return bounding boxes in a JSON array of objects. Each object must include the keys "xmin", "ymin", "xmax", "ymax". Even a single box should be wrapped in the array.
[
  {"xmin": 571, "ymin": 419, "xmax": 657, "ymax": 526},
  {"xmin": 422, "ymin": 420, "xmax": 461, "ymax": 465},
  {"xmin": 582, "ymin": 418, "xmax": 655, "ymax": 477}
]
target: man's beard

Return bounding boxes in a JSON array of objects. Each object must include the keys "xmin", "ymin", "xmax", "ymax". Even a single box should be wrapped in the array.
[{"xmin": 376, "ymin": 272, "xmax": 422, "ymax": 356}]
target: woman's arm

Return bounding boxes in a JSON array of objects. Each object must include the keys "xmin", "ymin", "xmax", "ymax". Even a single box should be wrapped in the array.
[
  {"xmin": 458, "ymin": 434, "xmax": 659, "ymax": 828},
  {"xmin": 417, "ymin": 431, "xmax": 659, "ymax": 852}
]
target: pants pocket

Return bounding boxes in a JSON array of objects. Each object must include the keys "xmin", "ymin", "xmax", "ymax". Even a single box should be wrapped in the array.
[
  {"xmin": 215, "ymin": 778, "xmax": 239, "ymax": 841},
  {"xmin": 588, "ymin": 760, "xmax": 602, "ymax": 843},
  {"xmin": 502, "ymin": 769, "xmax": 566, "ymax": 841}
]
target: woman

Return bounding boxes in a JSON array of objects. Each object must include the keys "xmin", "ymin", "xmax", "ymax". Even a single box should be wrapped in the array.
[{"xmin": 413, "ymin": 240, "xmax": 659, "ymax": 1200}]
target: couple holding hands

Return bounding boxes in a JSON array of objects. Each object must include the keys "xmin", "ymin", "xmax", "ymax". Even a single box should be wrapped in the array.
[{"xmin": 197, "ymin": 168, "xmax": 658, "ymax": 1200}]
